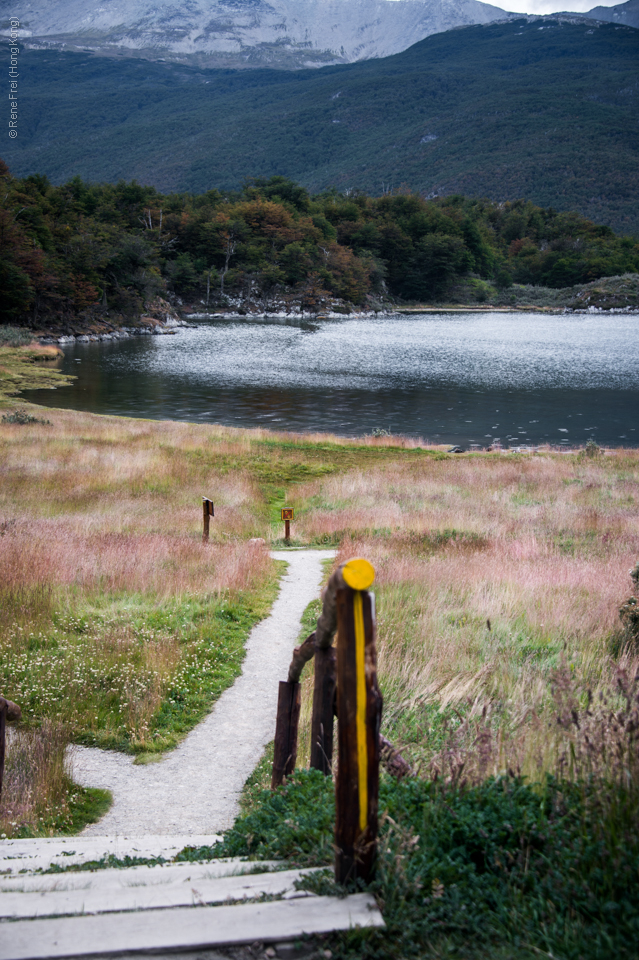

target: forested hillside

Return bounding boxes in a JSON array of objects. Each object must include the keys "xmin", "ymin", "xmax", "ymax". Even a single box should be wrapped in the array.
[
  {"xmin": 5, "ymin": 18, "xmax": 639, "ymax": 233},
  {"xmin": 2, "ymin": 162, "xmax": 638, "ymax": 328}
]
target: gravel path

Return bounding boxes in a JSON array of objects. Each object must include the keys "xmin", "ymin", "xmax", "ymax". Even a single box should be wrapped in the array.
[{"xmin": 73, "ymin": 550, "xmax": 336, "ymax": 837}]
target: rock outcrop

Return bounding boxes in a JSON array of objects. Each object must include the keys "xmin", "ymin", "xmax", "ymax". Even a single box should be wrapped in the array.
[
  {"xmin": 9, "ymin": 0, "xmax": 512, "ymax": 68},
  {"xmin": 585, "ymin": 0, "xmax": 639, "ymax": 29}
]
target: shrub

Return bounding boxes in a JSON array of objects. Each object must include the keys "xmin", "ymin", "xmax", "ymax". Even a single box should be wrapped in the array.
[
  {"xmin": 1, "ymin": 408, "xmax": 51, "ymax": 425},
  {"xmin": 619, "ymin": 560, "xmax": 639, "ymax": 643},
  {"xmin": 0, "ymin": 326, "xmax": 33, "ymax": 347},
  {"xmin": 210, "ymin": 766, "xmax": 639, "ymax": 959}
]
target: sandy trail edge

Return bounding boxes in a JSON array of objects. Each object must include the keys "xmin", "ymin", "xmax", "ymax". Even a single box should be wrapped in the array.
[{"xmin": 71, "ymin": 550, "xmax": 336, "ymax": 837}]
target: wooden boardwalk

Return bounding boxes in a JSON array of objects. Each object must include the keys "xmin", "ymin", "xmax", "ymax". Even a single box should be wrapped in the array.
[{"xmin": 0, "ymin": 836, "xmax": 384, "ymax": 959}]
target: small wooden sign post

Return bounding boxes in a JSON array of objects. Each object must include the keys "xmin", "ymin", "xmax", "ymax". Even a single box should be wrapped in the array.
[
  {"xmin": 335, "ymin": 558, "xmax": 382, "ymax": 885},
  {"xmin": 281, "ymin": 507, "xmax": 294, "ymax": 544},
  {"xmin": 202, "ymin": 498, "xmax": 214, "ymax": 542}
]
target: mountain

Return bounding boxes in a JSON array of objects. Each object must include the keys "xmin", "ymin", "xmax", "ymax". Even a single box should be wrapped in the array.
[
  {"xmin": 4, "ymin": 0, "xmax": 512, "ymax": 68},
  {"xmin": 585, "ymin": 0, "xmax": 639, "ymax": 28},
  {"xmin": 4, "ymin": 18, "xmax": 639, "ymax": 233}
]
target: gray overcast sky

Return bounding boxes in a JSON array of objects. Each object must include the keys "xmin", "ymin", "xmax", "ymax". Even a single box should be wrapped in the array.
[{"xmin": 497, "ymin": 0, "xmax": 619, "ymax": 12}]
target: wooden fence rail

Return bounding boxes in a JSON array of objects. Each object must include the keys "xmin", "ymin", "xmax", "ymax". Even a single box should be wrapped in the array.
[
  {"xmin": 272, "ymin": 558, "xmax": 411, "ymax": 885},
  {"xmin": 0, "ymin": 696, "xmax": 21, "ymax": 803}
]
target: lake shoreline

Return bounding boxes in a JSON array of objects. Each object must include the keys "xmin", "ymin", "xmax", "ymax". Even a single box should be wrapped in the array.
[
  {"xmin": 15, "ymin": 311, "xmax": 639, "ymax": 450},
  {"xmin": 15, "ymin": 271, "xmax": 639, "ymax": 346},
  {"xmin": 33, "ymin": 300, "xmax": 639, "ymax": 345}
]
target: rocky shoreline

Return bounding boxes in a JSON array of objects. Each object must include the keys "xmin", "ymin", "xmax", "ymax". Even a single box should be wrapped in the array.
[
  {"xmin": 33, "ymin": 276, "xmax": 639, "ymax": 345},
  {"xmin": 39, "ymin": 317, "xmax": 190, "ymax": 345},
  {"xmin": 35, "ymin": 297, "xmax": 191, "ymax": 345}
]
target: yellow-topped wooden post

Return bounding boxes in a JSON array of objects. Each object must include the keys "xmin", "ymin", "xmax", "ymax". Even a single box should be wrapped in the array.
[{"xmin": 335, "ymin": 558, "xmax": 382, "ymax": 884}]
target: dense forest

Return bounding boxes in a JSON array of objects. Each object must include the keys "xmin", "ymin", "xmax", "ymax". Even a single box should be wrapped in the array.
[
  {"xmin": 6, "ymin": 20, "xmax": 639, "ymax": 234},
  {"xmin": 1, "ymin": 161, "xmax": 638, "ymax": 327}
]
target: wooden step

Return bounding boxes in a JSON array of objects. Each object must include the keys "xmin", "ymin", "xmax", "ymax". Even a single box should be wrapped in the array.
[
  {"xmin": 0, "ymin": 836, "xmax": 222, "ymax": 874},
  {"xmin": 0, "ymin": 893, "xmax": 385, "ymax": 960},
  {"xmin": 0, "ymin": 858, "xmax": 283, "ymax": 895},
  {"xmin": 0, "ymin": 866, "xmax": 319, "ymax": 919}
]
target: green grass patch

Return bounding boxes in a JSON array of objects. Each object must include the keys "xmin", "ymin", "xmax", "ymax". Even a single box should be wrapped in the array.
[
  {"xmin": 0, "ymin": 346, "xmax": 74, "ymax": 406},
  {"xmin": 4, "ymin": 774, "xmax": 111, "ymax": 840},
  {"xmin": 1, "ymin": 574, "xmax": 281, "ymax": 754},
  {"xmin": 43, "ymin": 853, "xmax": 169, "ymax": 874},
  {"xmin": 238, "ymin": 742, "xmax": 274, "ymax": 814},
  {"xmin": 60, "ymin": 786, "xmax": 112, "ymax": 835}
]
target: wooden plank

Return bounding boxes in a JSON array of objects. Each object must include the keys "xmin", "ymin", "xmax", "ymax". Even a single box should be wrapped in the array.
[
  {"xmin": 271, "ymin": 680, "xmax": 301, "ymax": 789},
  {"xmin": 310, "ymin": 645, "xmax": 336, "ymax": 775},
  {"xmin": 0, "ymin": 867, "xmax": 320, "ymax": 919},
  {"xmin": 0, "ymin": 893, "xmax": 385, "ymax": 960},
  {"xmin": 335, "ymin": 585, "xmax": 382, "ymax": 885},
  {"xmin": 0, "ymin": 860, "xmax": 285, "ymax": 895},
  {"xmin": 0, "ymin": 836, "xmax": 223, "ymax": 874}
]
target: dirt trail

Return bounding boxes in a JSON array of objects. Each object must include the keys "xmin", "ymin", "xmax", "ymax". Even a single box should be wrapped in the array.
[{"xmin": 73, "ymin": 550, "xmax": 336, "ymax": 837}]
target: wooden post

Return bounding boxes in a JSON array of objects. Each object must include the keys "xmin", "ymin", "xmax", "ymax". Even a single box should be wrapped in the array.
[
  {"xmin": 0, "ymin": 702, "xmax": 5, "ymax": 805},
  {"xmin": 281, "ymin": 508, "xmax": 294, "ymax": 545},
  {"xmin": 335, "ymin": 559, "xmax": 382, "ymax": 885},
  {"xmin": 310, "ymin": 645, "xmax": 337, "ymax": 774},
  {"xmin": 271, "ymin": 681, "xmax": 301, "ymax": 789},
  {"xmin": 0, "ymin": 697, "xmax": 21, "ymax": 803},
  {"xmin": 202, "ymin": 498, "xmax": 214, "ymax": 542}
]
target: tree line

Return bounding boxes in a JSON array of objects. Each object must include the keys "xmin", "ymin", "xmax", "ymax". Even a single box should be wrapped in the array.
[{"xmin": 1, "ymin": 161, "xmax": 638, "ymax": 327}]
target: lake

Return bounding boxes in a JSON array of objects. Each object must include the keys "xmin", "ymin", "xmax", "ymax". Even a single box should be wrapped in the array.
[{"xmin": 27, "ymin": 312, "xmax": 639, "ymax": 448}]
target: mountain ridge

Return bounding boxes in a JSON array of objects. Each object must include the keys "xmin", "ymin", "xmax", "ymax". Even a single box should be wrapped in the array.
[
  {"xmin": 3, "ymin": 0, "xmax": 514, "ymax": 68},
  {"xmin": 4, "ymin": 18, "xmax": 639, "ymax": 233},
  {"xmin": 585, "ymin": 0, "xmax": 639, "ymax": 28}
]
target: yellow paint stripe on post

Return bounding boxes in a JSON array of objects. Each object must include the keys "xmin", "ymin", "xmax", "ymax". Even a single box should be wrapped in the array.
[
  {"xmin": 343, "ymin": 559, "xmax": 375, "ymax": 835},
  {"xmin": 353, "ymin": 590, "xmax": 368, "ymax": 834},
  {"xmin": 335, "ymin": 557, "xmax": 381, "ymax": 884}
]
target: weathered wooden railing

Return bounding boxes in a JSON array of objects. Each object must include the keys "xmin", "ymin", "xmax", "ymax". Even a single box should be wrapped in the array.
[
  {"xmin": 272, "ymin": 558, "xmax": 411, "ymax": 884},
  {"xmin": 0, "ymin": 696, "xmax": 21, "ymax": 803}
]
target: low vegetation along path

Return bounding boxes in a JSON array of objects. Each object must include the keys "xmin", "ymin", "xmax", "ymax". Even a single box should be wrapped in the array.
[{"xmin": 73, "ymin": 549, "xmax": 336, "ymax": 837}]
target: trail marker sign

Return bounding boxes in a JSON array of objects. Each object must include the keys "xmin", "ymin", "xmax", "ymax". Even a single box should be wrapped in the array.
[{"xmin": 281, "ymin": 508, "xmax": 294, "ymax": 542}]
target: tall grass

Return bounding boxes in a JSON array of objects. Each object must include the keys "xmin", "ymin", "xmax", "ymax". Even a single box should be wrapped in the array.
[
  {"xmin": 1, "ymin": 723, "xmax": 68, "ymax": 836},
  {"xmin": 291, "ymin": 450, "xmax": 639, "ymax": 781}
]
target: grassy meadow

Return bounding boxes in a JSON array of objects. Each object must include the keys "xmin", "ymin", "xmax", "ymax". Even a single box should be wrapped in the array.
[
  {"xmin": 290, "ymin": 449, "xmax": 639, "ymax": 783},
  {"xmin": 1, "ymin": 391, "xmax": 638, "ymax": 955},
  {"xmin": 0, "ymin": 398, "xmax": 430, "ymax": 835}
]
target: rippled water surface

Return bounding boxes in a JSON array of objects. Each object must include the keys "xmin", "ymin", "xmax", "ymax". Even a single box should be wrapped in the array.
[{"xmin": 28, "ymin": 312, "xmax": 639, "ymax": 447}]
